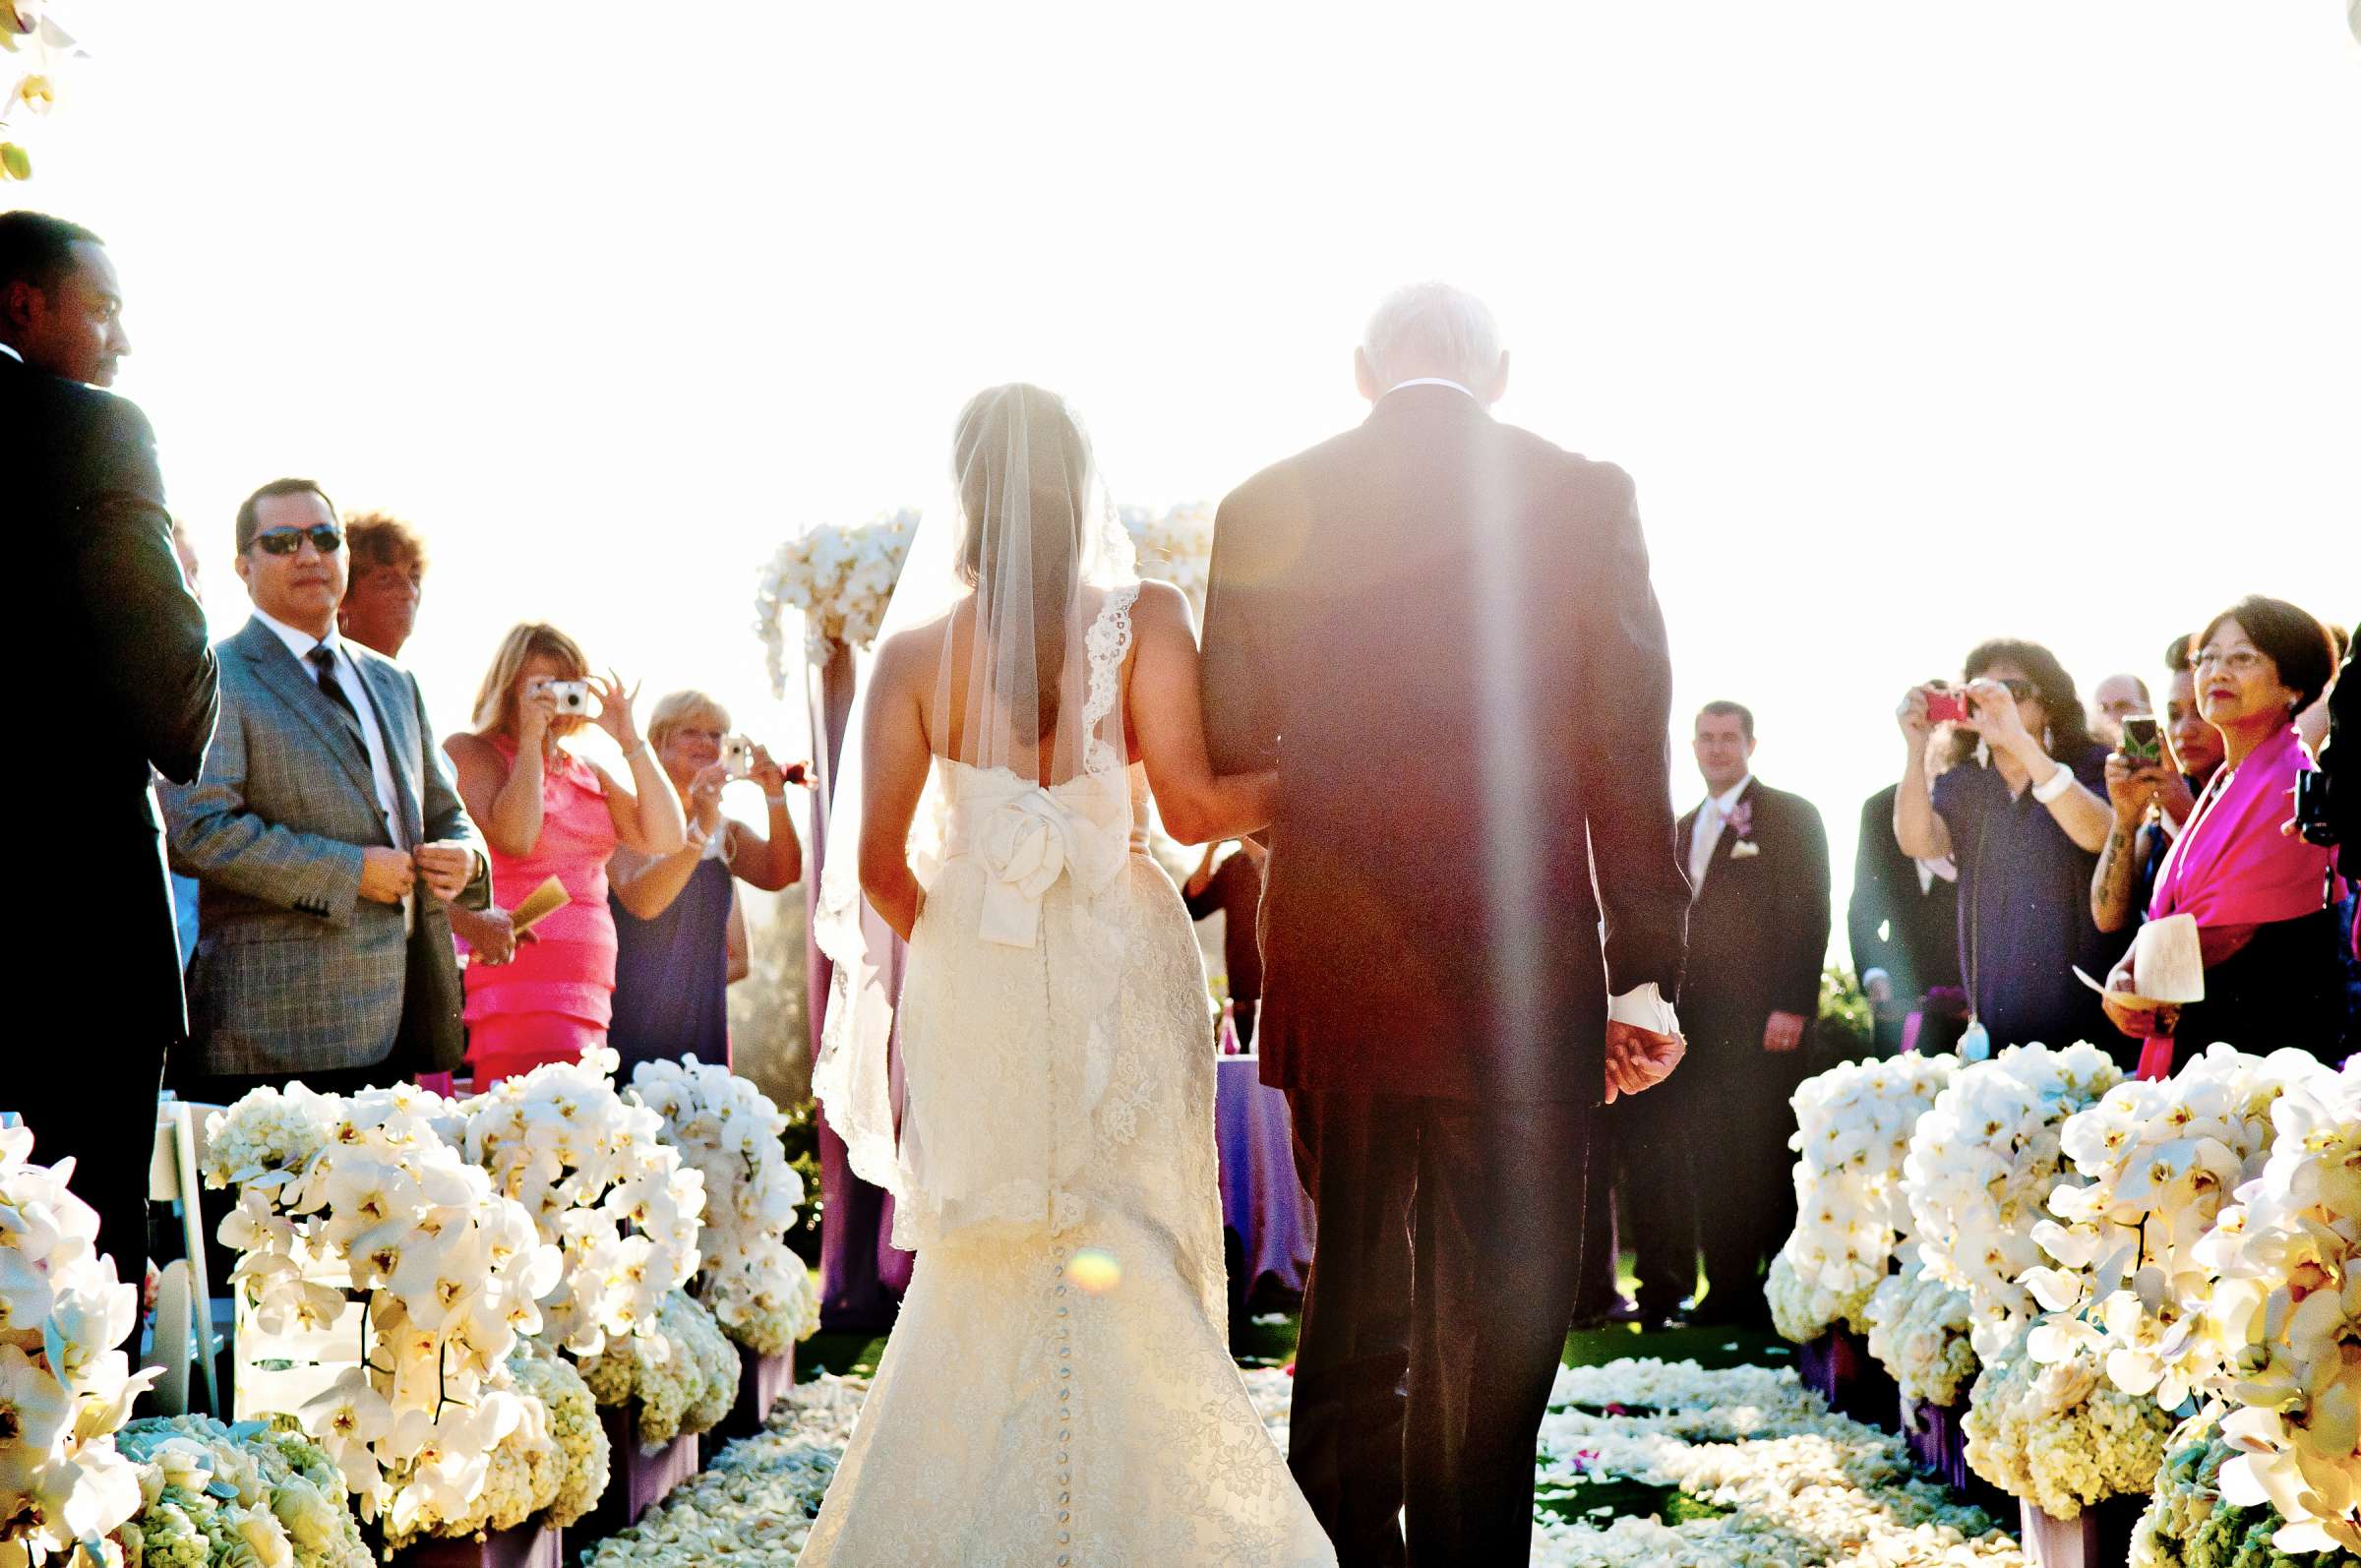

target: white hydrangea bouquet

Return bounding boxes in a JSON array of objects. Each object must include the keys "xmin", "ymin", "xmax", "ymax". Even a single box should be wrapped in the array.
[
  {"xmin": 627, "ymin": 1056, "xmax": 819, "ymax": 1357},
  {"xmin": 1904, "ymin": 1041, "xmax": 2123, "ymax": 1362},
  {"xmin": 112, "ymin": 1415, "xmax": 371, "ymax": 1568},
  {"xmin": 2188, "ymin": 1059, "xmax": 2361, "ymax": 1554},
  {"xmin": 507, "ymin": 1340, "xmax": 607, "ymax": 1531},
  {"xmin": 1866, "ymin": 1249, "xmax": 1980, "ymax": 1410},
  {"xmin": 576, "ymin": 1291, "xmax": 740, "ymax": 1449},
  {"xmin": 755, "ymin": 508, "xmax": 920, "ymax": 689},
  {"xmin": 456, "ymin": 1049, "xmax": 706, "ymax": 1360},
  {"xmin": 1771, "ymin": 1052, "xmax": 1959, "ymax": 1344},
  {"xmin": 2021, "ymin": 1046, "xmax": 2330, "ymax": 1412},
  {"xmin": 1119, "ymin": 502, "xmax": 1215, "ymax": 620},
  {"xmin": 1962, "ymin": 1322, "xmax": 2175, "ymax": 1521},
  {"xmin": 201, "ymin": 1083, "xmax": 564, "ymax": 1541},
  {"xmin": 0, "ymin": 1124, "xmax": 154, "ymax": 1568}
]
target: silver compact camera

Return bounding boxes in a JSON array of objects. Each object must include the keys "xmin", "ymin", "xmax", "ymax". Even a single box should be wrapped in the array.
[
  {"xmin": 529, "ymin": 677, "xmax": 592, "ymax": 714},
  {"xmin": 722, "ymin": 735, "xmax": 757, "ymax": 780}
]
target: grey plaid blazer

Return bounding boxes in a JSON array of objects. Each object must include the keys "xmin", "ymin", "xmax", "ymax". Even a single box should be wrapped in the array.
[{"xmin": 160, "ymin": 617, "xmax": 487, "ymax": 1077}]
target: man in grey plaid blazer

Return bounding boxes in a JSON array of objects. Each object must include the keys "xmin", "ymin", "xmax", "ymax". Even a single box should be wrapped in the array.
[{"xmin": 161, "ymin": 478, "xmax": 490, "ymax": 1095}]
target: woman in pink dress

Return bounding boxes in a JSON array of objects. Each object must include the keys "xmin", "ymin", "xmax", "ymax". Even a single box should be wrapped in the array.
[{"xmin": 447, "ymin": 623, "xmax": 686, "ymax": 1085}]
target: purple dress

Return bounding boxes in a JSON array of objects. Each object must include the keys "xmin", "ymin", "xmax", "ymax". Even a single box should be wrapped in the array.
[{"xmin": 608, "ymin": 846, "xmax": 734, "ymax": 1078}]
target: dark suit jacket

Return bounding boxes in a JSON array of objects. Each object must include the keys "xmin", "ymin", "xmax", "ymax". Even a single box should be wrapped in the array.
[
  {"xmin": 6, "ymin": 351, "xmax": 217, "ymax": 1048},
  {"xmin": 1676, "ymin": 779, "xmax": 1831, "ymax": 1049},
  {"xmin": 1846, "ymin": 782, "xmax": 1962, "ymax": 1007},
  {"xmin": 160, "ymin": 618, "xmax": 486, "ymax": 1076},
  {"xmin": 1200, "ymin": 386, "xmax": 1689, "ymax": 1103}
]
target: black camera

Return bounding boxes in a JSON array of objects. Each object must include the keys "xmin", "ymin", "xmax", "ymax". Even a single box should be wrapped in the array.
[{"xmin": 2295, "ymin": 769, "xmax": 2335, "ymax": 847}]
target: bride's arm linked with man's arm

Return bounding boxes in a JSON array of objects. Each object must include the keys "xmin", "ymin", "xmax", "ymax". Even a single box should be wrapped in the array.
[{"xmin": 1130, "ymin": 580, "xmax": 1278, "ymax": 845}]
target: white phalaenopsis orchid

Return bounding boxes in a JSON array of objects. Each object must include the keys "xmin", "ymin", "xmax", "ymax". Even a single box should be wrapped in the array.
[
  {"xmin": 2021, "ymin": 1045, "xmax": 2329, "ymax": 1413},
  {"xmin": 1903, "ymin": 1042, "xmax": 2123, "ymax": 1363},
  {"xmin": 627, "ymin": 1056, "xmax": 818, "ymax": 1357},
  {"xmin": 755, "ymin": 510, "xmax": 920, "ymax": 687},
  {"xmin": 0, "ymin": 1124, "xmax": 154, "ymax": 1568},
  {"xmin": 204, "ymin": 1084, "xmax": 563, "ymax": 1538},
  {"xmin": 458, "ymin": 1049, "xmax": 705, "ymax": 1360},
  {"xmin": 1770, "ymin": 1053, "xmax": 1959, "ymax": 1343}
]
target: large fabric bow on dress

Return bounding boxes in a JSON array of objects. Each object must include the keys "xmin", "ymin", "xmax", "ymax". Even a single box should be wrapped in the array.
[{"xmin": 965, "ymin": 782, "xmax": 1129, "ymax": 947}]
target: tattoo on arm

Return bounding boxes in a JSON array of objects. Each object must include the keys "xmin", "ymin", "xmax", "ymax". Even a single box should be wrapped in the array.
[{"xmin": 2095, "ymin": 823, "xmax": 2137, "ymax": 924}]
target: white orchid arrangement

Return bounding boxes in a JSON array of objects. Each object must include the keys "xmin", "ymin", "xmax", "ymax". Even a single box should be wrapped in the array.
[
  {"xmin": 456, "ymin": 1050, "xmax": 705, "ymax": 1361},
  {"xmin": 201, "ymin": 1083, "xmax": 564, "ymax": 1541},
  {"xmin": 506, "ymin": 1340, "xmax": 606, "ymax": 1532},
  {"xmin": 2185, "ymin": 1060, "xmax": 2361, "ymax": 1555},
  {"xmin": 576, "ymin": 1292, "xmax": 739, "ymax": 1450},
  {"xmin": 2020, "ymin": 1046, "xmax": 2330, "ymax": 1414},
  {"xmin": 112, "ymin": 1416, "xmax": 370, "ymax": 1568},
  {"xmin": 755, "ymin": 510, "xmax": 919, "ymax": 688},
  {"xmin": 0, "ymin": 1125, "xmax": 152, "ymax": 1568},
  {"xmin": 1961, "ymin": 1323, "xmax": 2175, "ymax": 1520},
  {"xmin": 1118, "ymin": 503, "xmax": 1215, "ymax": 621},
  {"xmin": 626, "ymin": 1058, "xmax": 818, "ymax": 1357},
  {"xmin": 1771, "ymin": 1053, "xmax": 1959, "ymax": 1344},
  {"xmin": 1904, "ymin": 1042, "xmax": 2123, "ymax": 1363},
  {"xmin": 1866, "ymin": 1249, "xmax": 1980, "ymax": 1410},
  {"xmin": 1, "ymin": 2, "xmax": 84, "ymax": 183}
]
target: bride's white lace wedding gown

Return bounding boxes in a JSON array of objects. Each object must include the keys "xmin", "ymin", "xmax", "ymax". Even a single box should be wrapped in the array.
[{"xmin": 799, "ymin": 590, "xmax": 1334, "ymax": 1567}]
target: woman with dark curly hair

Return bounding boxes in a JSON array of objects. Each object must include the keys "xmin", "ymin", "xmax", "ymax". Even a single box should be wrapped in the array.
[
  {"xmin": 2102, "ymin": 596, "xmax": 2347, "ymax": 1076},
  {"xmin": 1894, "ymin": 636, "xmax": 2118, "ymax": 1056}
]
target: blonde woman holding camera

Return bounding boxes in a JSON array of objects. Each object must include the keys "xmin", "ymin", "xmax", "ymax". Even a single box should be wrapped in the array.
[{"xmin": 447, "ymin": 622, "xmax": 686, "ymax": 1085}]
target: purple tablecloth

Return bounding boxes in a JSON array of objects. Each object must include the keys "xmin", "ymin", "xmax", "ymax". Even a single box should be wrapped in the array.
[{"xmin": 1215, "ymin": 1056, "xmax": 1315, "ymax": 1296}]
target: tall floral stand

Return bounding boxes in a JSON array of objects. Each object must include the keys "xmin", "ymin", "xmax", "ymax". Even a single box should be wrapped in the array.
[
  {"xmin": 571, "ymin": 1405, "xmax": 699, "ymax": 1548},
  {"xmin": 1900, "ymin": 1397, "xmax": 2013, "ymax": 1520},
  {"xmin": 805, "ymin": 638, "xmax": 913, "ymax": 1330},
  {"xmin": 700, "ymin": 1345, "xmax": 796, "ymax": 1467},
  {"xmin": 2016, "ymin": 1494, "xmax": 2145, "ymax": 1568},
  {"xmin": 1796, "ymin": 1328, "xmax": 1900, "ymax": 1431},
  {"xmin": 393, "ymin": 1528, "xmax": 562, "ymax": 1568}
]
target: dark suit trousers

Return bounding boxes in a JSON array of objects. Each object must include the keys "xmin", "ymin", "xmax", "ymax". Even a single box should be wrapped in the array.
[
  {"xmin": 1288, "ymin": 1091, "xmax": 1589, "ymax": 1568},
  {"xmin": 14, "ymin": 1043, "xmax": 167, "ymax": 1286}
]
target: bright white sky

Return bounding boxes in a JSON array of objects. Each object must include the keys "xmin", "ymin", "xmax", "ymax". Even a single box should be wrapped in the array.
[{"xmin": 23, "ymin": 2, "xmax": 2361, "ymax": 956}]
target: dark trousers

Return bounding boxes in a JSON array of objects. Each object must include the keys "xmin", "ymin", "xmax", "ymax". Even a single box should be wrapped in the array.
[
  {"xmin": 12, "ymin": 1038, "xmax": 169, "ymax": 1287},
  {"xmin": 1621, "ymin": 1032, "xmax": 1801, "ymax": 1324},
  {"xmin": 1287, "ymin": 1091, "xmax": 1590, "ymax": 1568},
  {"xmin": 1572, "ymin": 1110, "xmax": 1622, "ymax": 1318}
]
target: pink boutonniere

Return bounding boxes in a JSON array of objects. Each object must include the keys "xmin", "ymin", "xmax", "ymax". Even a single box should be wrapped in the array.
[{"xmin": 1726, "ymin": 799, "xmax": 1755, "ymax": 840}]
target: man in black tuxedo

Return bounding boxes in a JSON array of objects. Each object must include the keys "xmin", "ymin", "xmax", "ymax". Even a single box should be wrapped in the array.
[
  {"xmin": 1848, "ymin": 778, "xmax": 1962, "ymax": 1055},
  {"xmin": 2, "ymin": 211, "xmax": 217, "ymax": 1273},
  {"xmin": 1625, "ymin": 701, "xmax": 1830, "ymax": 1329},
  {"xmin": 1201, "ymin": 283, "xmax": 1690, "ymax": 1567}
]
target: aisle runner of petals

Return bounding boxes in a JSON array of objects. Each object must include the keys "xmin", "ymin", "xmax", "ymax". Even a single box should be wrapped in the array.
[{"xmin": 586, "ymin": 1359, "xmax": 2027, "ymax": 1567}]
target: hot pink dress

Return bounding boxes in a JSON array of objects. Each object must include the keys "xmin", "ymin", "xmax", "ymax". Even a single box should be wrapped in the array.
[{"xmin": 462, "ymin": 735, "xmax": 619, "ymax": 1085}]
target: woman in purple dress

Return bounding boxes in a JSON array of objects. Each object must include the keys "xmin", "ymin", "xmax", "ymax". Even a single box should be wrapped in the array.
[{"xmin": 608, "ymin": 690, "xmax": 804, "ymax": 1078}]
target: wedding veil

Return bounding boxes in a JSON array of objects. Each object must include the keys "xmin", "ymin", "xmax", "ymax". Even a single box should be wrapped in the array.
[{"xmin": 811, "ymin": 385, "xmax": 1143, "ymax": 1247}]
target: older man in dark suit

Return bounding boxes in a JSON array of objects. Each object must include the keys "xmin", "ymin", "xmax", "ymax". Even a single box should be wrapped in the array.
[
  {"xmin": 3, "ymin": 210, "xmax": 217, "ymax": 1276},
  {"xmin": 161, "ymin": 479, "xmax": 490, "ymax": 1101},
  {"xmin": 1201, "ymin": 283, "xmax": 1690, "ymax": 1567}
]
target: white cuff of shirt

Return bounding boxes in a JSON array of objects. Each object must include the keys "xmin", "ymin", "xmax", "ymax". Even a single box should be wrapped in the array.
[{"xmin": 1608, "ymin": 983, "xmax": 1680, "ymax": 1036}]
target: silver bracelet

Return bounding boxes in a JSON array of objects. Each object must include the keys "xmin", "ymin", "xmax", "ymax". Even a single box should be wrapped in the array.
[
  {"xmin": 2030, "ymin": 761, "xmax": 2075, "ymax": 804},
  {"xmin": 764, "ymin": 792, "xmax": 788, "ymax": 809}
]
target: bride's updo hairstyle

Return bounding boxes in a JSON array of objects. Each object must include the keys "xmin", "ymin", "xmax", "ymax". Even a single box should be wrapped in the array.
[{"xmin": 952, "ymin": 384, "xmax": 1093, "ymax": 739}]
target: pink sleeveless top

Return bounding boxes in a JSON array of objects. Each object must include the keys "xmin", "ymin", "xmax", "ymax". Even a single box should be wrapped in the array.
[{"xmin": 462, "ymin": 734, "xmax": 620, "ymax": 1028}]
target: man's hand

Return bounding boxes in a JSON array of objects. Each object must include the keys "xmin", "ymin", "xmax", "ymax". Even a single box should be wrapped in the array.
[
  {"xmin": 1764, "ymin": 1009, "xmax": 1808, "ymax": 1054},
  {"xmin": 1605, "ymin": 1019, "xmax": 1684, "ymax": 1103},
  {"xmin": 412, "ymin": 841, "xmax": 477, "ymax": 902},
  {"xmin": 451, "ymin": 903, "xmax": 524, "ymax": 965},
  {"xmin": 358, "ymin": 846, "xmax": 416, "ymax": 905}
]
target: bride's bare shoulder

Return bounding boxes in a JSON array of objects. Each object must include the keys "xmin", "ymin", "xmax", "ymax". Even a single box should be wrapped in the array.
[
  {"xmin": 1126, "ymin": 579, "xmax": 1195, "ymax": 641},
  {"xmin": 873, "ymin": 613, "xmax": 952, "ymax": 687}
]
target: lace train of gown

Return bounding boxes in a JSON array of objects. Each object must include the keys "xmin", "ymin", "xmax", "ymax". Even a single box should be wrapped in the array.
[{"xmin": 798, "ymin": 761, "xmax": 1334, "ymax": 1567}]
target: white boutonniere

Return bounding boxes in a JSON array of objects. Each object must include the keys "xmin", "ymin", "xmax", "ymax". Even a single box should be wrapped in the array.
[{"xmin": 1729, "ymin": 839, "xmax": 1761, "ymax": 860}]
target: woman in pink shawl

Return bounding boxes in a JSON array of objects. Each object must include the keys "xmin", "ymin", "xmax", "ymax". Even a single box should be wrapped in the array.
[{"xmin": 2102, "ymin": 596, "xmax": 2345, "ymax": 1078}]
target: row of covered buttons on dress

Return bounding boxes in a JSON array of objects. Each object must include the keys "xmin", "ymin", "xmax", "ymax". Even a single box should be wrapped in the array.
[{"xmin": 1052, "ymin": 1238, "xmax": 1074, "ymax": 1562}]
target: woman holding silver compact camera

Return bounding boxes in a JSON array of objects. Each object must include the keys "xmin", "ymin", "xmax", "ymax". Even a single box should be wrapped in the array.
[
  {"xmin": 606, "ymin": 688, "xmax": 806, "ymax": 1077},
  {"xmin": 447, "ymin": 621, "xmax": 686, "ymax": 1085}
]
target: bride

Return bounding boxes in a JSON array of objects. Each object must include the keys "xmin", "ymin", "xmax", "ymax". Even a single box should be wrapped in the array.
[{"xmin": 798, "ymin": 385, "xmax": 1335, "ymax": 1566}]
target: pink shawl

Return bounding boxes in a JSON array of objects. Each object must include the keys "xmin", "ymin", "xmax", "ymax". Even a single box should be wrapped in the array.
[{"xmin": 2138, "ymin": 722, "xmax": 2339, "ymax": 1077}]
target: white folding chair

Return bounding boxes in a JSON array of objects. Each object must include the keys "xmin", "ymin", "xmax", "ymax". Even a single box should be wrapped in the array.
[{"xmin": 147, "ymin": 1098, "xmax": 224, "ymax": 1415}]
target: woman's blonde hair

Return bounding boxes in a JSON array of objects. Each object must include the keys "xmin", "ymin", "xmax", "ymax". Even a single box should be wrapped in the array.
[
  {"xmin": 472, "ymin": 622, "xmax": 590, "ymax": 736},
  {"xmin": 647, "ymin": 689, "xmax": 732, "ymax": 751}
]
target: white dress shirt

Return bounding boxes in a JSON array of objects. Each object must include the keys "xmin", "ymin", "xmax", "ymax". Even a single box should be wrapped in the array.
[
  {"xmin": 254, "ymin": 609, "xmax": 413, "ymax": 924},
  {"xmin": 0, "ymin": 341, "xmax": 22, "ymax": 363},
  {"xmin": 1688, "ymin": 773, "xmax": 1753, "ymax": 894}
]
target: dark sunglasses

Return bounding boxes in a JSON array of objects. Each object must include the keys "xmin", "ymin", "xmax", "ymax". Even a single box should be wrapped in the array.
[
  {"xmin": 1992, "ymin": 678, "xmax": 2038, "ymax": 703},
  {"xmin": 251, "ymin": 523, "xmax": 344, "ymax": 557}
]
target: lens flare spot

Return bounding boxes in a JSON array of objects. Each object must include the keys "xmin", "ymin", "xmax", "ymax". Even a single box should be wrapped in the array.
[{"xmin": 1065, "ymin": 1248, "xmax": 1121, "ymax": 1294}]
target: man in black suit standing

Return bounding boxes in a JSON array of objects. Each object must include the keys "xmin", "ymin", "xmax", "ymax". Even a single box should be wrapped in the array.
[
  {"xmin": 1201, "ymin": 283, "xmax": 1690, "ymax": 1567},
  {"xmin": 1625, "ymin": 701, "xmax": 1830, "ymax": 1330},
  {"xmin": 2, "ymin": 210, "xmax": 217, "ymax": 1273}
]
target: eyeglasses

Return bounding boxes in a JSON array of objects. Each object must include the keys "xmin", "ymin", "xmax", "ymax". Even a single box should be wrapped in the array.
[
  {"xmin": 2192, "ymin": 648, "xmax": 2268, "ymax": 676},
  {"xmin": 1969, "ymin": 678, "xmax": 2038, "ymax": 702},
  {"xmin": 250, "ymin": 523, "xmax": 344, "ymax": 557}
]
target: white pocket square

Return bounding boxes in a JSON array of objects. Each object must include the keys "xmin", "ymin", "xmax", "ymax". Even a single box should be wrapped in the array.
[{"xmin": 1728, "ymin": 840, "xmax": 1761, "ymax": 860}]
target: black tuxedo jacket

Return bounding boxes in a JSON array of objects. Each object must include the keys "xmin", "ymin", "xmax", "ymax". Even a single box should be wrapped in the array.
[
  {"xmin": 6, "ymin": 351, "xmax": 217, "ymax": 1047},
  {"xmin": 1675, "ymin": 778, "xmax": 1830, "ymax": 1048},
  {"xmin": 1200, "ymin": 386, "xmax": 1689, "ymax": 1103},
  {"xmin": 1846, "ymin": 782, "xmax": 1962, "ymax": 1006}
]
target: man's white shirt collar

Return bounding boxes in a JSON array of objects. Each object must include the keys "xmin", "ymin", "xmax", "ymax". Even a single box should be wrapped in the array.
[
  {"xmin": 253, "ymin": 607, "xmax": 344, "ymax": 668},
  {"xmin": 1384, "ymin": 377, "xmax": 1477, "ymax": 399},
  {"xmin": 0, "ymin": 341, "xmax": 22, "ymax": 363},
  {"xmin": 1703, "ymin": 774, "xmax": 1753, "ymax": 815}
]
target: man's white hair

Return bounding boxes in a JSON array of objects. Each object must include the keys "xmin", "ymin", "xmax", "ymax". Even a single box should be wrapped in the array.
[{"xmin": 1361, "ymin": 281, "xmax": 1503, "ymax": 390}]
